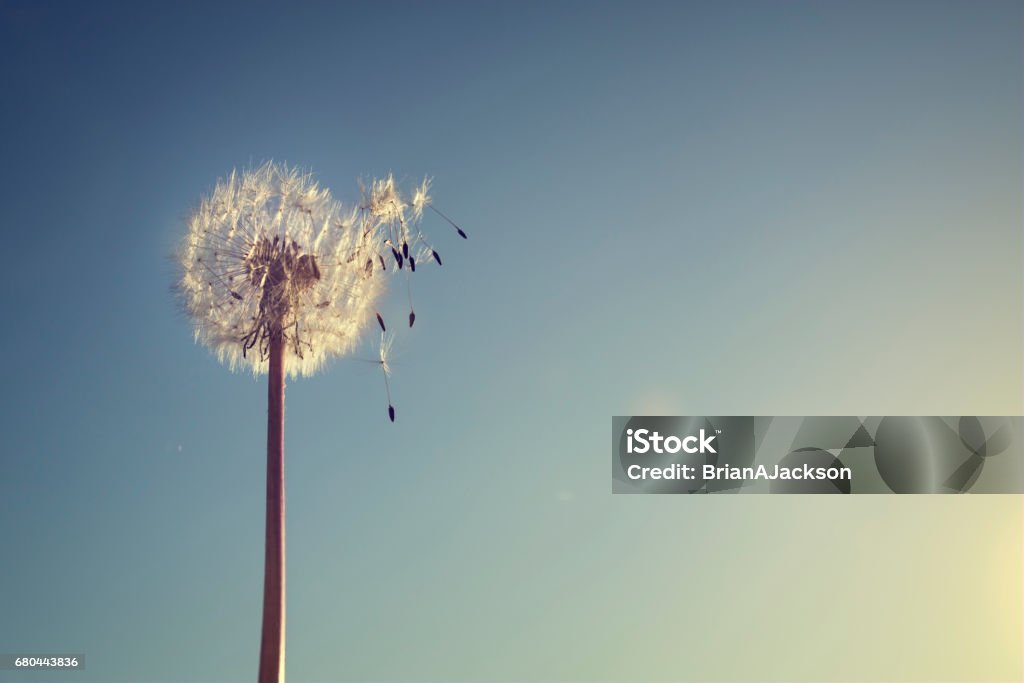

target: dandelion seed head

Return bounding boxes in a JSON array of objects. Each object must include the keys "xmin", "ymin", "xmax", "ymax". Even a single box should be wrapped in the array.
[
  {"xmin": 178, "ymin": 162, "xmax": 385, "ymax": 378},
  {"xmin": 177, "ymin": 161, "xmax": 466, "ymax": 418}
]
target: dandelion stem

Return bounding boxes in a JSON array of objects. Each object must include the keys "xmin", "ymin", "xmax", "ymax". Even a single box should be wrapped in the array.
[{"xmin": 258, "ymin": 330, "xmax": 286, "ymax": 683}]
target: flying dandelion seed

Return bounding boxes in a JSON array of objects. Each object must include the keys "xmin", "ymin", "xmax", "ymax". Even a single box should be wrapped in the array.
[
  {"xmin": 430, "ymin": 204, "xmax": 468, "ymax": 239},
  {"xmin": 411, "ymin": 177, "xmax": 431, "ymax": 221},
  {"xmin": 176, "ymin": 161, "xmax": 465, "ymax": 683},
  {"xmin": 378, "ymin": 331, "xmax": 396, "ymax": 422}
]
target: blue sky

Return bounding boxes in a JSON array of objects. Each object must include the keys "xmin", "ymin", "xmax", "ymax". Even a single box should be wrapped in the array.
[{"xmin": 0, "ymin": 2, "xmax": 1021, "ymax": 681}]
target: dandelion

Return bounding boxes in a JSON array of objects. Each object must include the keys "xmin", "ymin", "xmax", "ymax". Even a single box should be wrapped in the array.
[{"xmin": 176, "ymin": 162, "xmax": 463, "ymax": 683}]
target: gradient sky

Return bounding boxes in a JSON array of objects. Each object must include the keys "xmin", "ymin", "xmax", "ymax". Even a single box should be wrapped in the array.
[{"xmin": 0, "ymin": 1, "xmax": 1021, "ymax": 681}]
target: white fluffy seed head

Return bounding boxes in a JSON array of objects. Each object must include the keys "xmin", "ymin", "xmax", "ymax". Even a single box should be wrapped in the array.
[{"xmin": 177, "ymin": 162, "xmax": 424, "ymax": 378}]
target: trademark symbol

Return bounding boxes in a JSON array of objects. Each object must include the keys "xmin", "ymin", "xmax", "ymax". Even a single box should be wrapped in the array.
[{"xmin": 716, "ymin": 430, "xmax": 722, "ymax": 434}]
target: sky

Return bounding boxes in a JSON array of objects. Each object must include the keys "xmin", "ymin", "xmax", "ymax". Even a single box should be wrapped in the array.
[{"xmin": 0, "ymin": 1, "xmax": 1021, "ymax": 681}]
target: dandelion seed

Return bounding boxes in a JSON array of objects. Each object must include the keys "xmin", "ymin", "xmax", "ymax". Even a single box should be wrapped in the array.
[
  {"xmin": 363, "ymin": 174, "xmax": 406, "ymax": 226},
  {"xmin": 430, "ymin": 205, "xmax": 468, "ymax": 239},
  {"xmin": 432, "ymin": 250, "xmax": 443, "ymax": 266},
  {"xmin": 402, "ymin": 241, "xmax": 409, "ymax": 259},
  {"xmin": 411, "ymin": 177, "xmax": 431, "ymax": 221},
  {"xmin": 409, "ymin": 256, "xmax": 416, "ymax": 272},
  {"xmin": 378, "ymin": 330, "xmax": 394, "ymax": 374},
  {"xmin": 376, "ymin": 313, "xmax": 386, "ymax": 332},
  {"xmin": 409, "ymin": 310, "xmax": 416, "ymax": 328},
  {"xmin": 378, "ymin": 332, "xmax": 396, "ymax": 422}
]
